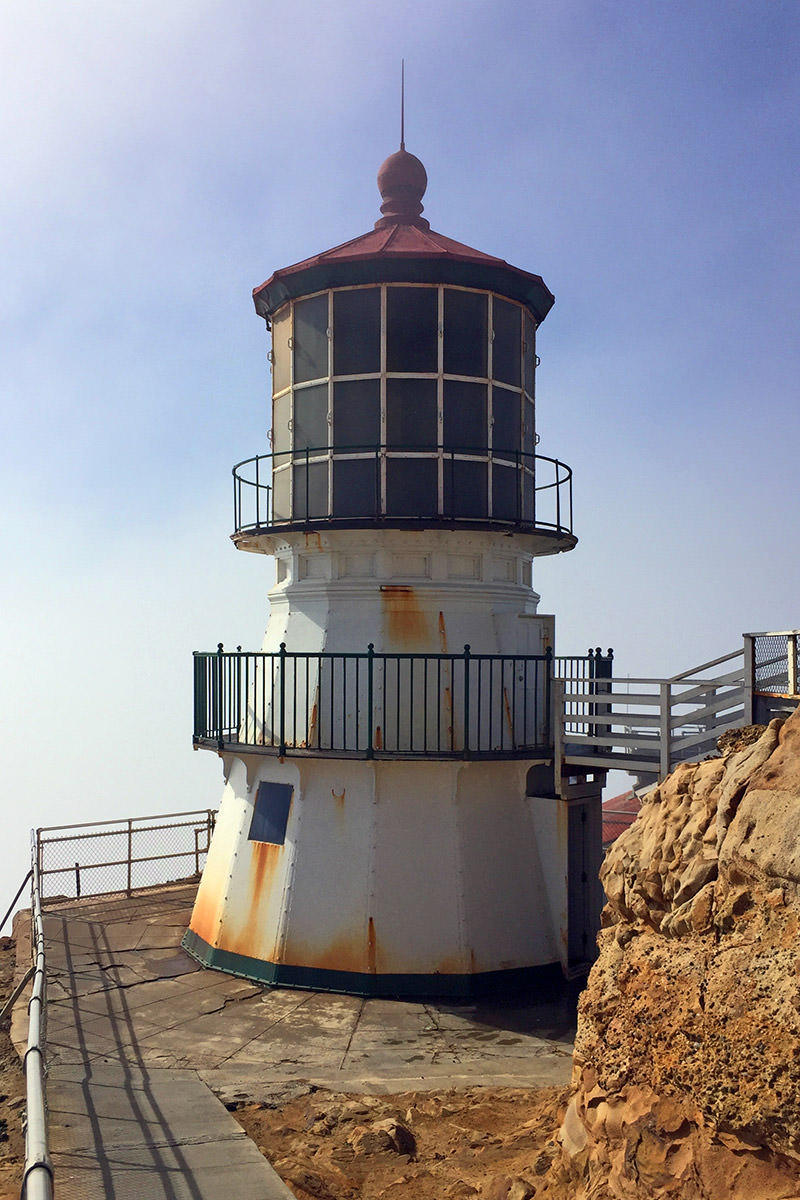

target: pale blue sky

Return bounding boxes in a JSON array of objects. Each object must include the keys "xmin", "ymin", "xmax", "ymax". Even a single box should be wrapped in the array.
[{"xmin": 2, "ymin": 0, "xmax": 799, "ymax": 891}]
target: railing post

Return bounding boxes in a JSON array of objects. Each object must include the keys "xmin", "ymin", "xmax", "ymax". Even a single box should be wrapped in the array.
[
  {"xmin": 516, "ymin": 449, "xmax": 521, "ymax": 523},
  {"xmin": 193, "ymin": 652, "xmax": 207, "ymax": 740},
  {"xmin": 126, "ymin": 819, "xmax": 133, "ymax": 897},
  {"xmin": 305, "ymin": 447, "xmax": 310, "ymax": 519},
  {"xmin": 366, "ymin": 644, "xmax": 375, "ymax": 759},
  {"xmin": 35, "ymin": 830, "xmax": 44, "ymax": 905},
  {"xmin": 463, "ymin": 644, "xmax": 471, "ymax": 756},
  {"xmin": 234, "ymin": 646, "xmax": 243, "ymax": 740},
  {"xmin": 552, "ymin": 676, "xmax": 565, "ymax": 797},
  {"xmin": 592, "ymin": 647, "xmax": 613, "ymax": 755},
  {"xmin": 278, "ymin": 642, "xmax": 287, "ymax": 757},
  {"xmin": 659, "ymin": 681, "xmax": 671, "ymax": 780},
  {"xmin": 743, "ymin": 634, "xmax": 755, "ymax": 725},
  {"xmin": 556, "ymin": 459, "xmax": 561, "ymax": 531},
  {"xmin": 544, "ymin": 645, "xmax": 553, "ymax": 748},
  {"xmin": 214, "ymin": 643, "xmax": 224, "ymax": 751}
]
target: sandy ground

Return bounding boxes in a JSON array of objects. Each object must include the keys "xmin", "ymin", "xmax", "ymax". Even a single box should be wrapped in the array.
[
  {"xmin": 0, "ymin": 937, "xmax": 25, "ymax": 1200},
  {"xmin": 232, "ymin": 1082, "xmax": 568, "ymax": 1200}
]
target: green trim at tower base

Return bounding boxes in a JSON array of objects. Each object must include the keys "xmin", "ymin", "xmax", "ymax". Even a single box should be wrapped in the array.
[{"xmin": 181, "ymin": 928, "xmax": 569, "ymax": 999}]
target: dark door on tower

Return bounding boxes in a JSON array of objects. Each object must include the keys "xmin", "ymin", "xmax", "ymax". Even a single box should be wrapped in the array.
[{"xmin": 567, "ymin": 799, "xmax": 603, "ymax": 969}]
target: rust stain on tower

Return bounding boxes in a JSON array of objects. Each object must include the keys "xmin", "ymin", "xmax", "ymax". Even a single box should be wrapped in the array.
[
  {"xmin": 381, "ymin": 585, "xmax": 429, "ymax": 647},
  {"xmin": 367, "ymin": 917, "xmax": 377, "ymax": 974}
]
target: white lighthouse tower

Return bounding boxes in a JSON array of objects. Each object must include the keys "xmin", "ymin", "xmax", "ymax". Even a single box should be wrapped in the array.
[{"xmin": 184, "ymin": 145, "xmax": 604, "ymax": 996}]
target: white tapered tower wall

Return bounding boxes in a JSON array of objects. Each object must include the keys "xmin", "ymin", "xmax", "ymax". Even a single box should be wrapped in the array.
[
  {"xmin": 187, "ymin": 751, "xmax": 570, "ymax": 993},
  {"xmin": 246, "ymin": 528, "xmax": 552, "ymax": 657}
]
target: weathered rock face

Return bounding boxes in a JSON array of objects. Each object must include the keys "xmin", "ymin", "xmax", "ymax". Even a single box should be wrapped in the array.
[{"xmin": 541, "ymin": 709, "xmax": 800, "ymax": 1199}]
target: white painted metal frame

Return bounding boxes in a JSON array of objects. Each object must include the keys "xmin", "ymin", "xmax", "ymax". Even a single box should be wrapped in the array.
[{"xmin": 557, "ymin": 647, "xmax": 748, "ymax": 778}]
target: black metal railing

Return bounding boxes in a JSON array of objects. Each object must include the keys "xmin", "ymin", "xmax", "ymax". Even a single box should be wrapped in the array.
[
  {"xmin": 194, "ymin": 644, "xmax": 556, "ymax": 759},
  {"xmin": 231, "ymin": 444, "xmax": 574, "ymax": 539},
  {"xmin": 555, "ymin": 648, "xmax": 614, "ymax": 743}
]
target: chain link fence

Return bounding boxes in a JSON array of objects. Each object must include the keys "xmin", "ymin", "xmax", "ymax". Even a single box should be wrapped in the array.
[
  {"xmin": 753, "ymin": 633, "xmax": 791, "ymax": 693},
  {"xmin": 36, "ymin": 810, "xmax": 216, "ymax": 903}
]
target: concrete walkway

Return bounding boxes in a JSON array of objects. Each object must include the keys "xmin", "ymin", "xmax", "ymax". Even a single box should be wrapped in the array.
[{"xmin": 14, "ymin": 883, "xmax": 579, "ymax": 1198}]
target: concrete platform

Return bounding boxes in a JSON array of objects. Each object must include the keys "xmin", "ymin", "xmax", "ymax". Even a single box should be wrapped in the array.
[{"xmin": 19, "ymin": 883, "xmax": 580, "ymax": 1197}]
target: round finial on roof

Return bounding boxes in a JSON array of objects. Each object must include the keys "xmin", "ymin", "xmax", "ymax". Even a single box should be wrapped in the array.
[{"xmin": 375, "ymin": 149, "xmax": 430, "ymax": 230}]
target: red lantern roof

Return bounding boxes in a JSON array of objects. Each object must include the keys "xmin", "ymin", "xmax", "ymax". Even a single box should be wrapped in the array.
[{"xmin": 253, "ymin": 149, "xmax": 555, "ymax": 325}]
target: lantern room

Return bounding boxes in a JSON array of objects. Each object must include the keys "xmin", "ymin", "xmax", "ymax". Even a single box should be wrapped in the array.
[{"xmin": 236, "ymin": 148, "xmax": 574, "ymax": 554}]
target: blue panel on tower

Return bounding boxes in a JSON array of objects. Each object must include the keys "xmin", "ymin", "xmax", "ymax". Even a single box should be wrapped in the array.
[{"xmin": 249, "ymin": 782, "xmax": 293, "ymax": 845}]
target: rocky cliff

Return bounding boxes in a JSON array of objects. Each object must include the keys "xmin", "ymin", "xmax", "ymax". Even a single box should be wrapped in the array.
[{"xmin": 542, "ymin": 708, "xmax": 800, "ymax": 1199}]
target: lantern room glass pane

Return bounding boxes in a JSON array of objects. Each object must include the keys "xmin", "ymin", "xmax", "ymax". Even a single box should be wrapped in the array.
[
  {"xmin": 293, "ymin": 384, "xmax": 328, "ymax": 452},
  {"xmin": 386, "ymin": 287, "xmax": 438, "ymax": 373},
  {"xmin": 333, "ymin": 288, "xmax": 380, "ymax": 376},
  {"xmin": 492, "ymin": 298, "xmax": 521, "ymax": 386},
  {"xmin": 492, "ymin": 387, "xmax": 522, "ymax": 454},
  {"xmin": 293, "ymin": 293, "xmax": 329, "ymax": 383},
  {"xmin": 386, "ymin": 378, "xmax": 437, "ymax": 449},
  {"xmin": 444, "ymin": 289, "xmax": 488, "ymax": 377},
  {"xmin": 443, "ymin": 459, "xmax": 488, "ymax": 519},
  {"xmin": 293, "ymin": 460, "xmax": 328, "ymax": 520},
  {"xmin": 333, "ymin": 458, "xmax": 379, "ymax": 518},
  {"xmin": 386, "ymin": 457, "xmax": 438, "ymax": 517},
  {"xmin": 333, "ymin": 379, "xmax": 380, "ymax": 449},
  {"xmin": 272, "ymin": 463, "xmax": 291, "ymax": 522},
  {"xmin": 523, "ymin": 315, "xmax": 536, "ymax": 396},
  {"xmin": 443, "ymin": 380, "xmax": 487, "ymax": 452},
  {"xmin": 493, "ymin": 462, "xmax": 519, "ymax": 521},
  {"xmin": 272, "ymin": 306, "xmax": 291, "ymax": 394},
  {"xmin": 523, "ymin": 399, "xmax": 535, "ymax": 455}
]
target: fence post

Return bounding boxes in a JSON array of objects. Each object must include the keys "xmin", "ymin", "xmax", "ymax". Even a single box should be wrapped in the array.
[
  {"xmin": 366, "ymin": 644, "xmax": 375, "ymax": 759},
  {"xmin": 742, "ymin": 634, "xmax": 755, "ymax": 725},
  {"xmin": 35, "ymin": 830, "xmax": 44, "ymax": 906},
  {"xmin": 126, "ymin": 820, "xmax": 133, "ymax": 897},
  {"xmin": 278, "ymin": 643, "xmax": 287, "ymax": 757},
  {"xmin": 659, "ymin": 681, "xmax": 671, "ymax": 780},
  {"xmin": 463, "ymin": 645, "xmax": 471, "ymax": 757}
]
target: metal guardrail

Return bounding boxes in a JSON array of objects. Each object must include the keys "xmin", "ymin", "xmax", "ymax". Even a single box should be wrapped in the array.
[
  {"xmin": 232, "ymin": 443, "xmax": 575, "ymax": 539},
  {"xmin": 11, "ymin": 810, "xmax": 218, "ymax": 1200},
  {"xmin": 36, "ymin": 811, "xmax": 216, "ymax": 903},
  {"xmin": 22, "ymin": 833, "xmax": 53, "ymax": 1200},
  {"xmin": 558, "ymin": 647, "xmax": 747, "ymax": 780},
  {"xmin": 194, "ymin": 644, "xmax": 560, "ymax": 759}
]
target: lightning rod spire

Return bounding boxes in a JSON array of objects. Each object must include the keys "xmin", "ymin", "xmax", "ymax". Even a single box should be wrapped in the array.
[{"xmin": 400, "ymin": 59, "xmax": 405, "ymax": 151}]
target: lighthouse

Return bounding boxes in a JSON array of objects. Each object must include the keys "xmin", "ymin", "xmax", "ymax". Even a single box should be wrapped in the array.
[{"xmin": 184, "ymin": 144, "xmax": 604, "ymax": 996}]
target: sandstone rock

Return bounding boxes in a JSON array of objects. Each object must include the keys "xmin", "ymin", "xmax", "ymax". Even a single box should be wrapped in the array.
[
  {"xmin": 347, "ymin": 1117, "xmax": 416, "ymax": 1157},
  {"xmin": 482, "ymin": 1176, "xmax": 536, "ymax": 1200},
  {"xmin": 540, "ymin": 709, "xmax": 800, "ymax": 1200}
]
